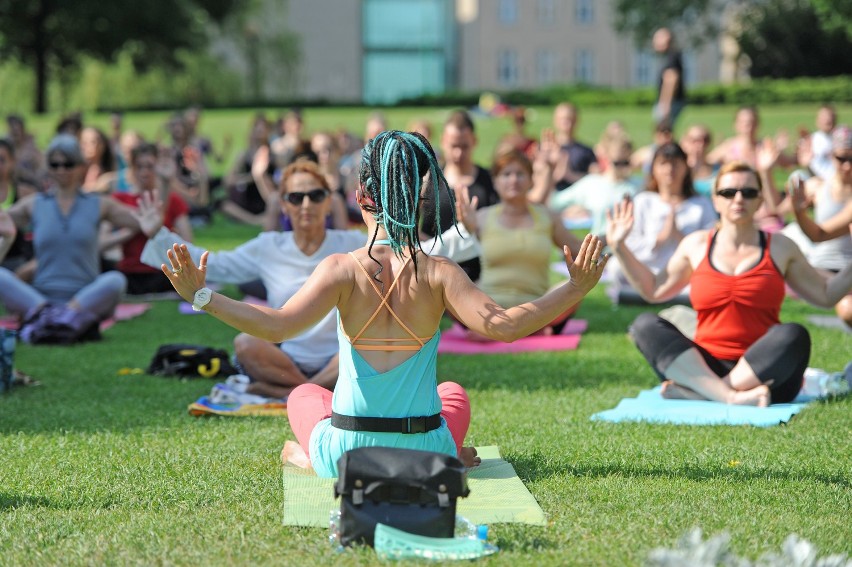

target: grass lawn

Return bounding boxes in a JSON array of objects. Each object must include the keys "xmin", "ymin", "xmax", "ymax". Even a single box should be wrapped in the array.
[
  {"xmin": 3, "ymin": 103, "xmax": 852, "ymax": 565},
  {"xmin": 1, "ymin": 211, "xmax": 850, "ymax": 566}
]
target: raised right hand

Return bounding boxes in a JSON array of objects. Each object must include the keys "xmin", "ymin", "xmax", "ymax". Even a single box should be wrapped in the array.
[
  {"xmin": 136, "ymin": 191, "xmax": 165, "ymax": 238},
  {"xmin": 605, "ymin": 196, "xmax": 634, "ymax": 248},
  {"xmin": 788, "ymin": 173, "xmax": 809, "ymax": 212},
  {"xmin": 452, "ymin": 184, "xmax": 479, "ymax": 236}
]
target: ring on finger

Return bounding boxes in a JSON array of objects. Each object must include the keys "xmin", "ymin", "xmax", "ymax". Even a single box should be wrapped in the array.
[{"xmin": 173, "ymin": 267, "xmax": 183, "ymax": 275}]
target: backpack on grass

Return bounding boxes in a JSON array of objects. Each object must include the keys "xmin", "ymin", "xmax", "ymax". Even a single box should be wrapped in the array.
[{"xmin": 147, "ymin": 344, "xmax": 237, "ymax": 378}]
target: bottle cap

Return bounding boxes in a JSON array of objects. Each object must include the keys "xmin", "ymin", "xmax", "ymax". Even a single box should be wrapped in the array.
[{"xmin": 477, "ymin": 524, "xmax": 489, "ymax": 540}]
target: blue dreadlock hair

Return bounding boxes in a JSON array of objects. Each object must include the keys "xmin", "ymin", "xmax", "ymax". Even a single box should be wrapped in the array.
[{"xmin": 358, "ymin": 130, "xmax": 457, "ymax": 284}]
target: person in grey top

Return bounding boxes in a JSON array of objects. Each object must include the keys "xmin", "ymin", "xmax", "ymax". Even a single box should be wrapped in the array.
[{"xmin": 0, "ymin": 135, "xmax": 147, "ymax": 337}]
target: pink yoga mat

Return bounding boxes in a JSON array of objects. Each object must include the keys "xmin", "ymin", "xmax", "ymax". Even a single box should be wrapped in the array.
[{"xmin": 437, "ymin": 319, "xmax": 587, "ymax": 354}]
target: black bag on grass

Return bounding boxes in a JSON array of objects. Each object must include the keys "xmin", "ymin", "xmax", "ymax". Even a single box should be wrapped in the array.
[
  {"xmin": 147, "ymin": 343, "xmax": 236, "ymax": 378},
  {"xmin": 334, "ymin": 446, "xmax": 469, "ymax": 547}
]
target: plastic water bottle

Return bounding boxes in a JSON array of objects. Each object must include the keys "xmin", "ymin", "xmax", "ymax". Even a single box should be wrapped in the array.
[
  {"xmin": 455, "ymin": 515, "xmax": 498, "ymax": 552},
  {"xmin": 801, "ymin": 367, "xmax": 851, "ymax": 398},
  {"xmin": 328, "ymin": 509, "xmax": 343, "ymax": 550}
]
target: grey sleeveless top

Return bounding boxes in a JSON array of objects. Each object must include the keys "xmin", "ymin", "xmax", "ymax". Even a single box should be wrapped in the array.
[
  {"xmin": 32, "ymin": 191, "xmax": 102, "ymax": 301},
  {"xmin": 809, "ymin": 183, "xmax": 852, "ymax": 271}
]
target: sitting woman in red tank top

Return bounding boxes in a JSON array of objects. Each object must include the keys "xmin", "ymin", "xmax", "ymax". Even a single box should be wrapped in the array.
[{"xmin": 606, "ymin": 161, "xmax": 852, "ymax": 406}]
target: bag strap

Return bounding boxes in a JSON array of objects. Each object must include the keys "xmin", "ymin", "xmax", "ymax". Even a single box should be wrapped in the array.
[{"xmin": 331, "ymin": 412, "xmax": 441, "ymax": 434}]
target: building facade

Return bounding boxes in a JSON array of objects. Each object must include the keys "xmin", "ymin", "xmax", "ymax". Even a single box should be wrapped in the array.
[{"xmin": 253, "ymin": 0, "xmax": 722, "ymax": 104}]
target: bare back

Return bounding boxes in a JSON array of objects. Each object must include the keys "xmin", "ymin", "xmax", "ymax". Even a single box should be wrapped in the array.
[{"xmin": 337, "ymin": 247, "xmax": 448, "ymax": 373}]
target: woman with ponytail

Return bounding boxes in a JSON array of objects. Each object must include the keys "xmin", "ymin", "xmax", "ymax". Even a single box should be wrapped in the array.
[{"xmin": 157, "ymin": 130, "xmax": 609, "ymax": 477}]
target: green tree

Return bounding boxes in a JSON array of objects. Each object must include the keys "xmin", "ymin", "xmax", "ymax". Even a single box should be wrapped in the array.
[
  {"xmin": 611, "ymin": 0, "xmax": 728, "ymax": 47},
  {"xmin": 736, "ymin": 0, "xmax": 852, "ymax": 78},
  {"xmin": 612, "ymin": 0, "xmax": 852, "ymax": 77},
  {"xmin": 0, "ymin": 0, "xmax": 243, "ymax": 113},
  {"xmin": 811, "ymin": 0, "xmax": 852, "ymax": 39}
]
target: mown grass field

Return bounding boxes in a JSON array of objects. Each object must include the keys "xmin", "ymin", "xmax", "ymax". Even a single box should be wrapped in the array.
[{"xmin": 2, "ymin": 104, "xmax": 851, "ymax": 565}]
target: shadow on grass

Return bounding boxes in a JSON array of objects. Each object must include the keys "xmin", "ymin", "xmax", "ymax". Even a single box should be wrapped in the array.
[
  {"xmin": 0, "ymin": 493, "xmax": 54, "ymax": 510},
  {"xmin": 509, "ymin": 453, "xmax": 852, "ymax": 489}
]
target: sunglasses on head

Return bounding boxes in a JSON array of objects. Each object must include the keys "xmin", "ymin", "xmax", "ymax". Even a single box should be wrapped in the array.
[
  {"xmin": 48, "ymin": 160, "xmax": 76, "ymax": 170},
  {"xmin": 283, "ymin": 188, "xmax": 329, "ymax": 205},
  {"xmin": 834, "ymin": 154, "xmax": 852, "ymax": 164},
  {"xmin": 716, "ymin": 187, "xmax": 760, "ymax": 199}
]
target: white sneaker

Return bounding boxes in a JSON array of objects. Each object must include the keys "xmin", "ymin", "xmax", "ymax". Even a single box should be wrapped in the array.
[
  {"xmin": 209, "ymin": 383, "xmax": 277, "ymax": 406},
  {"xmin": 224, "ymin": 374, "xmax": 252, "ymax": 393}
]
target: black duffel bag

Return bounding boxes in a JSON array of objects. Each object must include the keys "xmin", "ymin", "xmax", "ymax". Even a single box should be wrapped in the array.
[
  {"xmin": 146, "ymin": 343, "xmax": 237, "ymax": 378},
  {"xmin": 334, "ymin": 446, "xmax": 470, "ymax": 547}
]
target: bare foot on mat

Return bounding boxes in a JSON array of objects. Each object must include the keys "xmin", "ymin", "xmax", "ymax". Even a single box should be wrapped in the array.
[
  {"xmin": 729, "ymin": 384, "xmax": 771, "ymax": 407},
  {"xmin": 460, "ymin": 446, "xmax": 481, "ymax": 468},
  {"xmin": 660, "ymin": 380, "xmax": 705, "ymax": 400},
  {"xmin": 281, "ymin": 440, "xmax": 312, "ymax": 469}
]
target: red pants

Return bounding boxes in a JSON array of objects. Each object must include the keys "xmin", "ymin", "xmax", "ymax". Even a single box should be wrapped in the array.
[{"xmin": 287, "ymin": 381, "xmax": 472, "ymax": 463}]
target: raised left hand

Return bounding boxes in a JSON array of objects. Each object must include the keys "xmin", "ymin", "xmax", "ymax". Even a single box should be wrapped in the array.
[
  {"xmin": 162, "ymin": 243, "xmax": 210, "ymax": 304},
  {"xmin": 564, "ymin": 234, "xmax": 609, "ymax": 296},
  {"xmin": 0, "ymin": 210, "xmax": 17, "ymax": 239}
]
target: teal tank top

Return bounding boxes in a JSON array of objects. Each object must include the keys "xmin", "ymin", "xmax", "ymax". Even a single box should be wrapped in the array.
[{"xmin": 308, "ymin": 253, "xmax": 455, "ymax": 478}]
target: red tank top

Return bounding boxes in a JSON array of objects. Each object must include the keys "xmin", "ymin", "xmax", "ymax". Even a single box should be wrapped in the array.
[{"xmin": 690, "ymin": 231, "xmax": 785, "ymax": 360}]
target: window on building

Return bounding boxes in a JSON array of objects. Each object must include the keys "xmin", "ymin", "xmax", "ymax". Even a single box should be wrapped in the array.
[
  {"xmin": 575, "ymin": 0, "xmax": 594, "ymax": 25},
  {"xmin": 499, "ymin": 0, "xmax": 518, "ymax": 25},
  {"xmin": 574, "ymin": 49, "xmax": 595, "ymax": 83},
  {"xmin": 537, "ymin": 0, "xmax": 555, "ymax": 24},
  {"xmin": 634, "ymin": 49, "xmax": 653, "ymax": 86},
  {"xmin": 536, "ymin": 50, "xmax": 557, "ymax": 84},
  {"xmin": 498, "ymin": 49, "xmax": 519, "ymax": 86}
]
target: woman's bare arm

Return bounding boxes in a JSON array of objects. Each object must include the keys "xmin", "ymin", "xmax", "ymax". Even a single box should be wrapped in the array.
[
  {"xmin": 163, "ymin": 244, "xmax": 346, "ymax": 342},
  {"xmin": 443, "ymin": 234, "xmax": 607, "ymax": 341}
]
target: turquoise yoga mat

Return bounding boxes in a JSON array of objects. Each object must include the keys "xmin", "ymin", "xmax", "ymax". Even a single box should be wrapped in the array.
[{"xmin": 591, "ymin": 386, "xmax": 810, "ymax": 427}]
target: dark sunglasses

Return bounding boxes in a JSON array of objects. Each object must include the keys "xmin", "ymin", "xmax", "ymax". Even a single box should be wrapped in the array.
[
  {"xmin": 612, "ymin": 160, "xmax": 631, "ymax": 168},
  {"xmin": 716, "ymin": 187, "xmax": 760, "ymax": 199},
  {"xmin": 48, "ymin": 161, "xmax": 76, "ymax": 170},
  {"xmin": 283, "ymin": 188, "xmax": 329, "ymax": 205},
  {"xmin": 834, "ymin": 154, "xmax": 852, "ymax": 164}
]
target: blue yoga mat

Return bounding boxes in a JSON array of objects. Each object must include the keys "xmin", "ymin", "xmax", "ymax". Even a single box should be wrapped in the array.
[{"xmin": 591, "ymin": 386, "xmax": 810, "ymax": 427}]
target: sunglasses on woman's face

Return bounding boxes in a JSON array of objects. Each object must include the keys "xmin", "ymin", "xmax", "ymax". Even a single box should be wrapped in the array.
[
  {"xmin": 283, "ymin": 188, "xmax": 329, "ymax": 205},
  {"xmin": 716, "ymin": 187, "xmax": 760, "ymax": 199},
  {"xmin": 834, "ymin": 154, "xmax": 852, "ymax": 164},
  {"xmin": 48, "ymin": 160, "xmax": 75, "ymax": 170}
]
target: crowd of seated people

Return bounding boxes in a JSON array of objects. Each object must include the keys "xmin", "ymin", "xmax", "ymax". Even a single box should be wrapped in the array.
[{"xmin": 0, "ymin": 102, "xmax": 849, "ymax": 410}]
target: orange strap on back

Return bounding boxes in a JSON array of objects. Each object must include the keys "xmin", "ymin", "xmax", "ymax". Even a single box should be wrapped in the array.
[{"xmin": 345, "ymin": 252, "xmax": 432, "ymax": 351}]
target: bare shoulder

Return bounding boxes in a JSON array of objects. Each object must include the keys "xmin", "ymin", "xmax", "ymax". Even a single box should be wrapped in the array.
[
  {"xmin": 682, "ymin": 229, "xmax": 711, "ymax": 249},
  {"xmin": 681, "ymin": 229, "xmax": 711, "ymax": 264},
  {"xmin": 768, "ymin": 231, "xmax": 802, "ymax": 272}
]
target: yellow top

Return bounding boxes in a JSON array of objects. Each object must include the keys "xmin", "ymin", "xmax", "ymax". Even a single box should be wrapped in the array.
[{"xmin": 479, "ymin": 203, "xmax": 553, "ymax": 308}]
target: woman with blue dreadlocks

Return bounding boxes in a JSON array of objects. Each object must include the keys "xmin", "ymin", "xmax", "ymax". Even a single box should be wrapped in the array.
[{"xmin": 158, "ymin": 130, "xmax": 609, "ymax": 477}]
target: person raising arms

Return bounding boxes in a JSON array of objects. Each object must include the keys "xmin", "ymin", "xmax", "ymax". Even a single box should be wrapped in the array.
[
  {"xmin": 158, "ymin": 130, "xmax": 608, "ymax": 477},
  {"xmin": 607, "ymin": 161, "xmax": 852, "ymax": 406}
]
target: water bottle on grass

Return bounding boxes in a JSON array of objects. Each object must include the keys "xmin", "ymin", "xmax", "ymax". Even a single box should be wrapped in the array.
[{"xmin": 801, "ymin": 367, "xmax": 851, "ymax": 399}]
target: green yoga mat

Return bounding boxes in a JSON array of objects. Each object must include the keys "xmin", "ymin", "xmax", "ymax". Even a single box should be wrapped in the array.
[{"xmin": 282, "ymin": 446, "xmax": 546, "ymax": 527}]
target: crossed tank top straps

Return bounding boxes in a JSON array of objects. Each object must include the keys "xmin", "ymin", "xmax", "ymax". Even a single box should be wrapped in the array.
[{"xmin": 343, "ymin": 252, "xmax": 434, "ymax": 351}]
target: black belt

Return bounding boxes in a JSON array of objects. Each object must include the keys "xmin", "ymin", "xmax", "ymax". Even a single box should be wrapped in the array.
[{"xmin": 331, "ymin": 412, "xmax": 442, "ymax": 434}]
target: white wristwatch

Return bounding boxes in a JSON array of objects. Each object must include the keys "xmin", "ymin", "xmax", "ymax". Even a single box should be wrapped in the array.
[{"xmin": 192, "ymin": 287, "xmax": 213, "ymax": 312}]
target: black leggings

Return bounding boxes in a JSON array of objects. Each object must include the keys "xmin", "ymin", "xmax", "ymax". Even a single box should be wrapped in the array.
[{"xmin": 630, "ymin": 312, "xmax": 810, "ymax": 404}]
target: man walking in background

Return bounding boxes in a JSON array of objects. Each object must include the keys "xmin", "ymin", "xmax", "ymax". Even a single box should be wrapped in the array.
[{"xmin": 653, "ymin": 28, "xmax": 687, "ymax": 130}]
